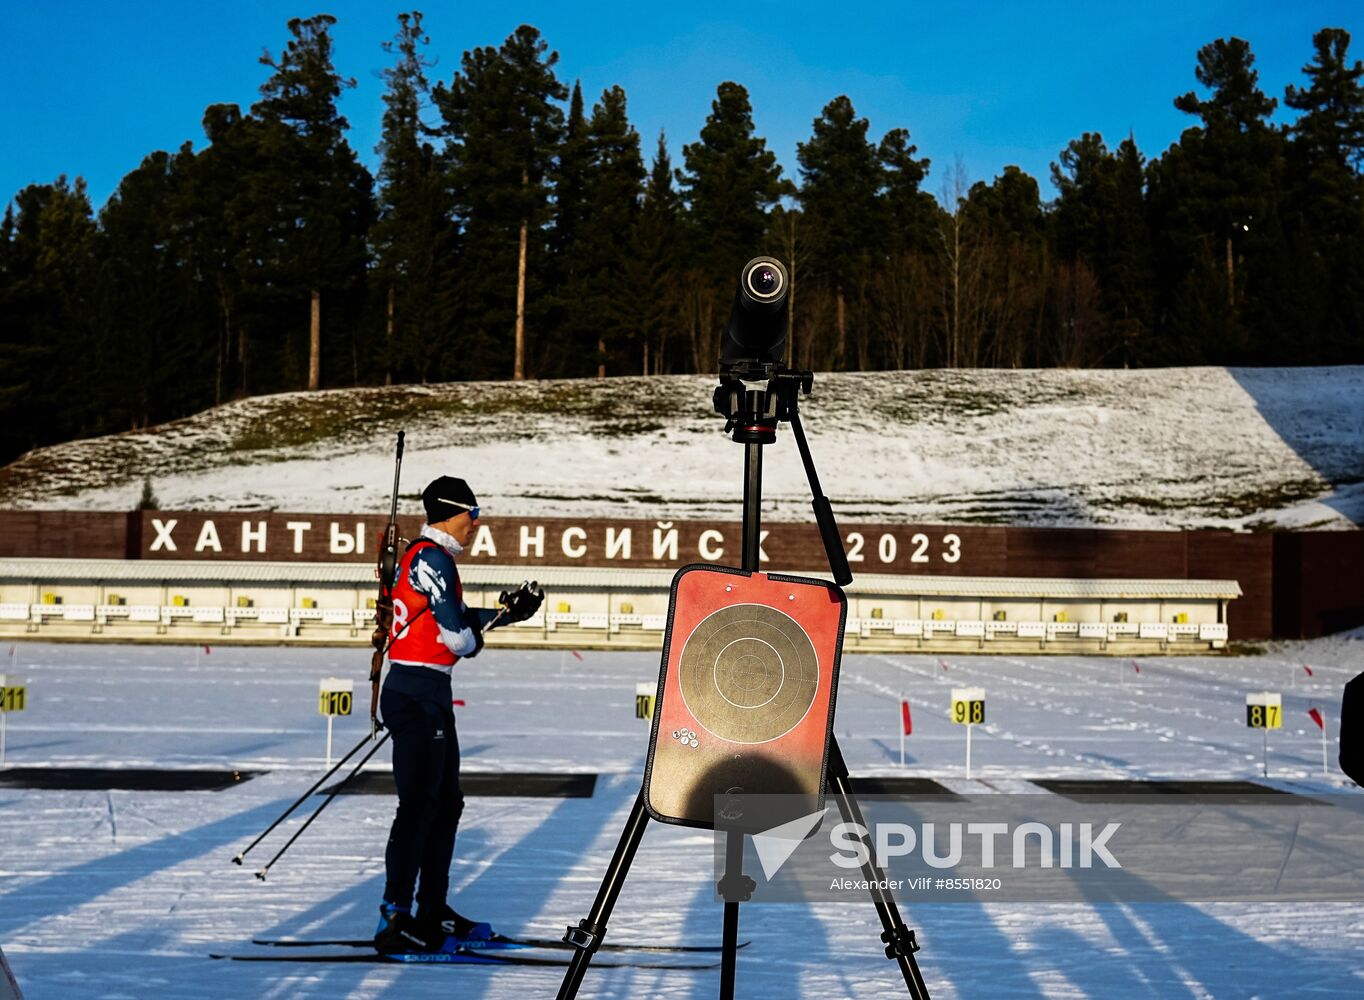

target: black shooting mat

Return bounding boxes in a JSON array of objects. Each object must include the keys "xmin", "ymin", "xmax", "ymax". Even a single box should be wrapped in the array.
[
  {"xmin": 1034, "ymin": 779, "xmax": 1308, "ymax": 803},
  {"xmin": 846, "ymin": 776, "xmax": 959, "ymax": 798},
  {"xmin": 677, "ymin": 603, "xmax": 820, "ymax": 745},
  {"xmin": 325, "ymin": 771, "xmax": 597, "ymax": 798},
  {"xmin": 0, "ymin": 767, "xmax": 262, "ymax": 791}
]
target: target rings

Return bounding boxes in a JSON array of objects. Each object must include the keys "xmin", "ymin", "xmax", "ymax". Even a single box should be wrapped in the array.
[{"xmin": 677, "ymin": 603, "xmax": 819, "ymax": 744}]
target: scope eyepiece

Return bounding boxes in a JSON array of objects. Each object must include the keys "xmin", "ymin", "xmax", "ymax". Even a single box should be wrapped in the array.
[
  {"xmin": 721, "ymin": 255, "xmax": 789, "ymax": 371},
  {"xmin": 743, "ymin": 258, "xmax": 785, "ymax": 302}
]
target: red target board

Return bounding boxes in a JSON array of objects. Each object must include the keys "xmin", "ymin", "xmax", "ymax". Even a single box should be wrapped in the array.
[{"xmin": 642, "ymin": 564, "xmax": 846, "ymax": 829}]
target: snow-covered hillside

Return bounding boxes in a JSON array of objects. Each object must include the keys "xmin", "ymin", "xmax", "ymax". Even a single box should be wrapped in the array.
[{"xmin": 1, "ymin": 367, "xmax": 1360, "ymax": 530}]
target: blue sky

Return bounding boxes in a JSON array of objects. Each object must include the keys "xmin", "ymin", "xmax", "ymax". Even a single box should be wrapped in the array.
[{"xmin": 2, "ymin": 1, "xmax": 1360, "ymax": 212}]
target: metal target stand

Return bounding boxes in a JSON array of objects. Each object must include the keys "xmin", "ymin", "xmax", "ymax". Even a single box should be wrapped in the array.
[{"xmin": 555, "ymin": 359, "xmax": 932, "ymax": 1000}]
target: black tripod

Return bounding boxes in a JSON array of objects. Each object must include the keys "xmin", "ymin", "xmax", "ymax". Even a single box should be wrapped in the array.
[{"xmin": 555, "ymin": 365, "xmax": 931, "ymax": 1000}]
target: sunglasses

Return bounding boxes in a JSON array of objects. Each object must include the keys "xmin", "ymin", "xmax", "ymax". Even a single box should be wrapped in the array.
[{"xmin": 441, "ymin": 499, "xmax": 480, "ymax": 520}]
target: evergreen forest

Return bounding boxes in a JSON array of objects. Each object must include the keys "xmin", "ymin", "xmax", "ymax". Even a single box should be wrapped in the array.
[{"xmin": 2, "ymin": 14, "xmax": 1362, "ymax": 465}]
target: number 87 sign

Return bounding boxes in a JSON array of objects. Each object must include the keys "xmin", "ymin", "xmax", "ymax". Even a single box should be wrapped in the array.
[{"xmin": 1246, "ymin": 691, "xmax": 1282, "ymax": 729}]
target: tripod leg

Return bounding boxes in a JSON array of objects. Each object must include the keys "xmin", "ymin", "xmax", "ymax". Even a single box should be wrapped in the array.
[
  {"xmin": 556, "ymin": 792, "xmax": 650, "ymax": 1000},
  {"xmin": 827, "ymin": 737, "xmax": 932, "ymax": 999},
  {"xmin": 717, "ymin": 830, "xmax": 754, "ymax": 1000}
]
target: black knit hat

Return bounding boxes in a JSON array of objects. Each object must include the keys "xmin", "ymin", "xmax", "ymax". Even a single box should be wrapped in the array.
[{"xmin": 422, "ymin": 476, "xmax": 479, "ymax": 523}]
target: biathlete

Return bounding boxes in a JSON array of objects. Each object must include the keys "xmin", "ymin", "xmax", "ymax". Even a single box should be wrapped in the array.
[{"xmin": 371, "ymin": 475, "xmax": 543, "ymax": 954}]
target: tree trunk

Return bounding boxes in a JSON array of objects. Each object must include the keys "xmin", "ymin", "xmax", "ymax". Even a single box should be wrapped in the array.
[
  {"xmin": 237, "ymin": 325, "xmax": 249, "ymax": 397},
  {"xmin": 597, "ymin": 337, "xmax": 606, "ymax": 378},
  {"xmin": 1225, "ymin": 233, "xmax": 1234, "ymax": 309},
  {"xmin": 515, "ymin": 218, "xmax": 529, "ymax": 380},
  {"xmin": 385, "ymin": 286, "xmax": 395, "ymax": 386},
  {"xmin": 782, "ymin": 213, "xmax": 798, "ymax": 369},
  {"xmin": 309, "ymin": 290, "xmax": 321, "ymax": 391},
  {"xmin": 215, "ymin": 275, "xmax": 231, "ymax": 407},
  {"xmin": 836, "ymin": 287, "xmax": 847, "ymax": 369},
  {"xmin": 515, "ymin": 170, "xmax": 529, "ymax": 381}
]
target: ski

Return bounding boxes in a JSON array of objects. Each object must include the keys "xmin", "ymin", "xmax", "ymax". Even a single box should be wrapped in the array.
[
  {"xmin": 250, "ymin": 933, "xmax": 748, "ymax": 954},
  {"xmin": 210, "ymin": 948, "xmax": 720, "ymax": 970}
]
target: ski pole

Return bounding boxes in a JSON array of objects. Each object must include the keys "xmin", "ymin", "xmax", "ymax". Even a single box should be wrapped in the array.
[
  {"xmin": 255, "ymin": 730, "xmax": 391, "ymax": 881},
  {"xmin": 231, "ymin": 729, "xmax": 375, "ymax": 866},
  {"xmin": 246, "ymin": 593, "xmax": 517, "ymax": 873}
]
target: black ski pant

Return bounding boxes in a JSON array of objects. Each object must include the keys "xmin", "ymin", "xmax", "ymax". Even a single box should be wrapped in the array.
[{"xmin": 380, "ymin": 663, "xmax": 464, "ymax": 912}]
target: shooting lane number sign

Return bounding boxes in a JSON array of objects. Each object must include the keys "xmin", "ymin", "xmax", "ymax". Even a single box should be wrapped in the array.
[
  {"xmin": 635, "ymin": 682, "xmax": 656, "ymax": 720},
  {"xmin": 950, "ymin": 686, "xmax": 986, "ymax": 780},
  {"xmin": 319, "ymin": 677, "xmax": 353, "ymax": 769},
  {"xmin": 0, "ymin": 674, "xmax": 24, "ymax": 768},
  {"xmin": 319, "ymin": 678, "xmax": 354, "ymax": 717},
  {"xmin": 1245, "ymin": 691, "xmax": 1282, "ymax": 729},
  {"xmin": 0, "ymin": 675, "xmax": 24, "ymax": 714},
  {"xmin": 1246, "ymin": 691, "xmax": 1282, "ymax": 777},
  {"xmin": 951, "ymin": 688, "xmax": 986, "ymax": 726}
]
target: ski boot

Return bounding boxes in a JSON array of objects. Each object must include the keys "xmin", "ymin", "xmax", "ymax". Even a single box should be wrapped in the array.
[
  {"xmin": 416, "ymin": 902, "xmax": 495, "ymax": 947},
  {"xmin": 374, "ymin": 902, "xmax": 441, "ymax": 954}
]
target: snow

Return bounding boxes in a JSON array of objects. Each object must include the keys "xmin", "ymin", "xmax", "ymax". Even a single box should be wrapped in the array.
[
  {"xmin": 1, "ymin": 638, "xmax": 1362, "ymax": 998},
  {"xmin": 1, "ymin": 367, "xmax": 1361, "ymax": 530}
]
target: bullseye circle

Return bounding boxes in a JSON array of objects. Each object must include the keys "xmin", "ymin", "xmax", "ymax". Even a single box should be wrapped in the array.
[{"xmin": 678, "ymin": 603, "xmax": 819, "ymax": 744}]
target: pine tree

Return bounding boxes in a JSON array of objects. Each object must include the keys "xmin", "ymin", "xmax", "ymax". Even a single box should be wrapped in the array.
[
  {"xmin": 250, "ymin": 14, "xmax": 374, "ymax": 391},
  {"xmin": 962, "ymin": 167, "xmax": 1046, "ymax": 366},
  {"xmin": 0, "ymin": 178, "xmax": 98, "ymax": 461},
  {"xmin": 543, "ymin": 81, "xmax": 591, "ymax": 377},
  {"xmin": 373, "ymin": 11, "xmax": 453, "ymax": 384},
  {"xmin": 619, "ymin": 132, "xmax": 682, "ymax": 374},
  {"xmin": 1051, "ymin": 132, "xmax": 1153, "ymax": 363},
  {"xmin": 1282, "ymin": 27, "xmax": 1364, "ymax": 360},
  {"xmin": 1153, "ymin": 36, "xmax": 1286, "ymax": 361},
  {"xmin": 878, "ymin": 128, "xmax": 937, "ymax": 255},
  {"xmin": 579, "ymin": 85, "xmax": 646, "ymax": 376},
  {"xmin": 797, "ymin": 96, "xmax": 883, "ymax": 369},
  {"xmin": 97, "ymin": 147, "xmax": 211, "ymax": 430},
  {"xmin": 186, "ymin": 102, "xmax": 271, "ymax": 399},
  {"xmin": 875, "ymin": 128, "xmax": 939, "ymax": 369},
  {"xmin": 677, "ymin": 82, "xmax": 784, "ymax": 369},
  {"xmin": 435, "ymin": 25, "xmax": 567, "ymax": 379},
  {"xmin": 1284, "ymin": 28, "xmax": 1364, "ymax": 236}
]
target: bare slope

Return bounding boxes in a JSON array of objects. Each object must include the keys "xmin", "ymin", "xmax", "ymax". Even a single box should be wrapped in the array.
[{"xmin": 1, "ymin": 367, "xmax": 1360, "ymax": 529}]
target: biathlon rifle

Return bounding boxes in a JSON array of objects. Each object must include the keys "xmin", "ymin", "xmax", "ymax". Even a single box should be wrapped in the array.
[{"xmin": 369, "ymin": 430, "xmax": 405, "ymax": 739}]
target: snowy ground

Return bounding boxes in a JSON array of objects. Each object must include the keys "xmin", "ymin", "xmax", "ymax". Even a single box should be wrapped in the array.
[
  {"xmin": 1, "ymin": 638, "xmax": 1362, "ymax": 999},
  {"xmin": 1, "ymin": 366, "xmax": 1361, "ymax": 530}
]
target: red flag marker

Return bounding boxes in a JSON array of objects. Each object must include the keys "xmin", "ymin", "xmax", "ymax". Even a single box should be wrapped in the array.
[
  {"xmin": 571, "ymin": 650, "xmax": 583, "ymax": 661},
  {"xmin": 901, "ymin": 700, "xmax": 913, "ymax": 736},
  {"xmin": 453, "ymin": 699, "xmax": 466, "ymax": 707},
  {"xmin": 1303, "ymin": 664, "xmax": 1314, "ymax": 678},
  {"xmin": 1308, "ymin": 707, "xmax": 1324, "ymax": 730},
  {"xmin": 937, "ymin": 658, "xmax": 949, "ymax": 671},
  {"xmin": 203, "ymin": 645, "xmax": 212, "ymax": 655},
  {"xmin": 1130, "ymin": 660, "xmax": 1141, "ymax": 674}
]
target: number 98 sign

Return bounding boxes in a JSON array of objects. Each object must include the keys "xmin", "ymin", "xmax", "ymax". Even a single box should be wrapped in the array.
[{"xmin": 951, "ymin": 687, "xmax": 985, "ymax": 725}]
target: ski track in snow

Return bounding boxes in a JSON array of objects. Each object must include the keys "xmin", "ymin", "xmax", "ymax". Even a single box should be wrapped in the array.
[{"xmin": 0, "ymin": 640, "xmax": 1361, "ymax": 998}]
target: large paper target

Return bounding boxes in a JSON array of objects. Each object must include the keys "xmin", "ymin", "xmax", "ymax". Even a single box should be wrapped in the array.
[
  {"xmin": 679, "ymin": 604, "xmax": 819, "ymax": 744},
  {"xmin": 643, "ymin": 565, "xmax": 847, "ymax": 830}
]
